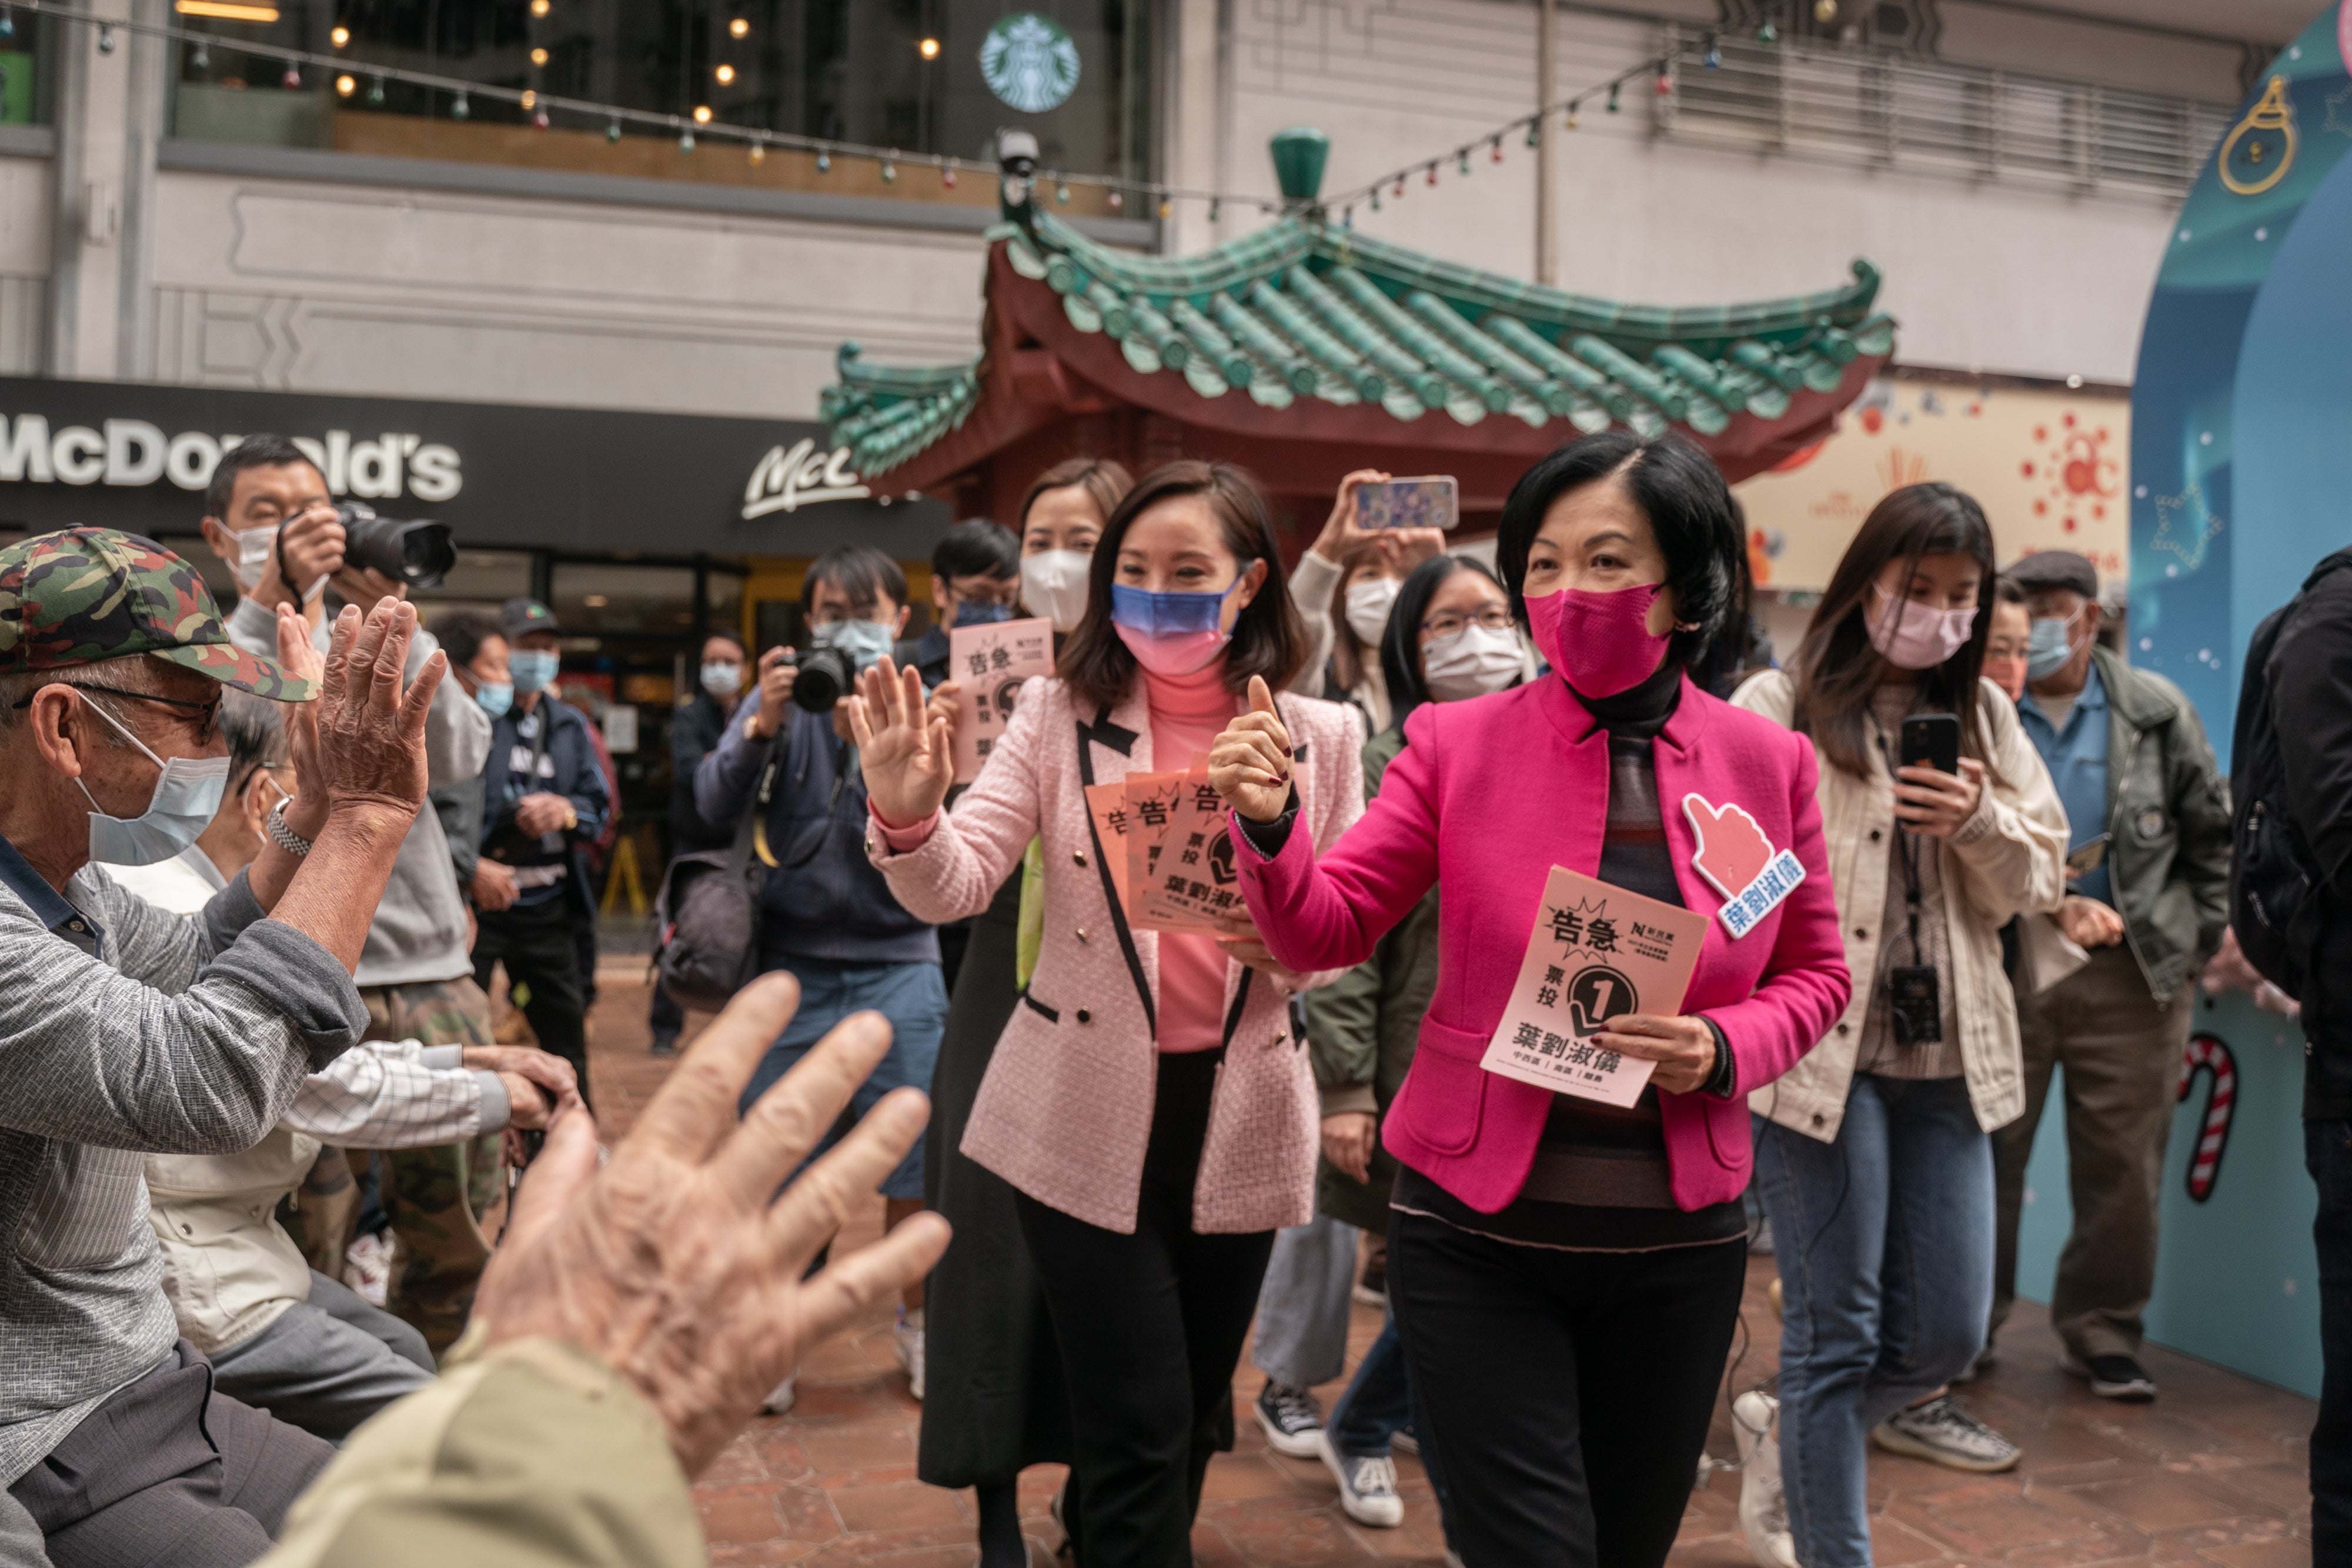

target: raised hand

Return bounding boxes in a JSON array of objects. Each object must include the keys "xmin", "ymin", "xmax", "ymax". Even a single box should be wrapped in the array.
[
  {"xmin": 1208, "ymin": 674, "xmax": 1293, "ymax": 824},
  {"xmin": 303, "ymin": 599, "xmax": 445, "ymax": 827},
  {"xmin": 277, "ymin": 601, "xmax": 330, "ymax": 843},
  {"xmin": 845, "ymin": 657, "xmax": 954, "ymax": 827},
  {"xmin": 1311, "ymin": 467, "xmax": 1392, "ymax": 560},
  {"xmin": 469, "ymin": 972, "xmax": 950, "ymax": 1477}
]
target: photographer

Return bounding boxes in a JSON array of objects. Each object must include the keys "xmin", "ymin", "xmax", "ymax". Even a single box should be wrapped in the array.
[
  {"xmin": 209, "ymin": 436, "xmax": 502, "ymax": 1355},
  {"xmin": 694, "ymin": 544, "xmax": 950, "ymax": 1407},
  {"xmin": 470, "ymin": 598, "xmax": 609, "ymax": 1108}
]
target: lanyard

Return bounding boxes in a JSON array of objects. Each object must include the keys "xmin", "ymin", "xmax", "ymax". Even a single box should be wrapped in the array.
[{"xmin": 1873, "ymin": 730, "xmax": 1929, "ymax": 968}]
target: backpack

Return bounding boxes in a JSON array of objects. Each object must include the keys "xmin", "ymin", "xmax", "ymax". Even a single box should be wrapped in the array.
[
  {"xmin": 653, "ymin": 734, "xmax": 780, "ymax": 1014},
  {"xmin": 2227, "ymin": 555, "xmax": 2352, "ymax": 997}
]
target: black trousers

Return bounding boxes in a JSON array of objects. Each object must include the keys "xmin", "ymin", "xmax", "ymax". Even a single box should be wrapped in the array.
[
  {"xmin": 2309, "ymin": 1119, "xmax": 2352, "ymax": 1559},
  {"xmin": 1015, "ymin": 1049, "xmax": 1274, "ymax": 1568},
  {"xmin": 9, "ymin": 1341, "xmax": 332, "ymax": 1567},
  {"xmin": 1388, "ymin": 1208, "xmax": 1747, "ymax": 1568},
  {"xmin": 472, "ymin": 896, "xmax": 592, "ymax": 1106}
]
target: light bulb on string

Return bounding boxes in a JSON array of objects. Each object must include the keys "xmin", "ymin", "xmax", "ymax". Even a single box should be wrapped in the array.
[
  {"xmin": 335, "ymin": 73, "xmax": 355, "ymax": 97},
  {"xmin": 1392, "ymin": 177, "xmax": 1405, "ymax": 197},
  {"xmin": 692, "ymin": 104, "xmax": 711, "ymax": 123},
  {"xmin": 1105, "ymin": 188, "xmax": 1122, "ymax": 210},
  {"xmin": 452, "ymin": 89, "xmax": 470, "ymax": 119},
  {"xmin": 1157, "ymin": 197, "xmax": 1171, "ymax": 219},
  {"xmin": 1369, "ymin": 188, "xmax": 1381, "ymax": 212},
  {"xmin": 816, "ymin": 149, "xmax": 831, "ymax": 173},
  {"xmin": 1490, "ymin": 135, "xmax": 1504, "ymax": 163},
  {"xmin": 1342, "ymin": 206, "xmax": 1355, "ymax": 228},
  {"xmin": 1606, "ymin": 79, "xmax": 1621, "ymax": 113},
  {"xmin": 1425, "ymin": 163, "xmax": 1438, "ymax": 186},
  {"xmin": 367, "ymin": 76, "xmax": 385, "ymax": 106},
  {"xmin": 715, "ymin": 63, "xmax": 734, "ymax": 85},
  {"xmin": 1813, "ymin": 0, "xmax": 1836, "ymax": 19},
  {"xmin": 521, "ymin": 89, "xmax": 537, "ymax": 110},
  {"xmin": 1566, "ymin": 101, "xmax": 1581, "ymax": 129},
  {"xmin": 1655, "ymin": 63, "xmax": 1672, "ymax": 95},
  {"xmin": 1524, "ymin": 120, "xmax": 1540, "ymax": 148},
  {"xmin": 1758, "ymin": 15, "xmax": 1779, "ymax": 41},
  {"xmin": 98, "ymin": 23, "xmax": 116, "ymax": 54},
  {"xmin": 917, "ymin": 36, "xmax": 940, "ymax": 59},
  {"xmin": 531, "ymin": 0, "xmax": 550, "ymax": 14},
  {"xmin": 0, "ymin": 9, "xmax": 16, "ymax": 41},
  {"xmin": 191, "ymin": 39, "xmax": 208, "ymax": 69},
  {"xmin": 530, "ymin": 47, "xmax": 548, "ymax": 65},
  {"xmin": 606, "ymin": 115, "xmax": 620, "ymax": 142},
  {"xmin": 730, "ymin": 16, "xmax": 749, "ymax": 38},
  {"xmin": 533, "ymin": 106, "xmax": 550, "ymax": 129},
  {"xmin": 282, "ymin": 59, "xmax": 300, "ymax": 89},
  {"xmin": 1208, "ymin": 196, "xmax": 1221, "ymax": 222},
  {"xmin": 1456, "ymin": 149, "xmax": 1470, "ymax": 175},
  {"xmin": 1054, "ymin": 180, "xmax": 1069, "ymax": 203},
  {"xmin": 679, "ymin": 124, "xmax": 695, "ymax": 152},
  {"xmin": 881, "ymin": 155, "xmax": 896, "ymax": 183},
  {"xmin": 748, "ymin": 139, "xmax": 764, "ymax": 165},
  {"xmin": 1703, "ymin": 33, "xmax": 1722, "ymax": 68},
  {"xmin": 941, "ymin": 163, "xmax": 957, "ymax": 188},
  {"xmin": 330, "ymin": 25, "xmax": 350, "ymax": 48}
]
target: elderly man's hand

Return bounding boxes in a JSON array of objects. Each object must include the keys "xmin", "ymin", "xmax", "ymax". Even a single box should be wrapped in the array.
[
  {"xmin": 469, "ymin": 973, "xmax": 950, "ymax": 1476},
  {"xmin": 298, "ymin": 599, "xmax": 444, "ymax": 828}
]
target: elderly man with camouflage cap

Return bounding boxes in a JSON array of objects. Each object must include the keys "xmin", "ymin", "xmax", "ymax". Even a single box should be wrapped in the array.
[{"xmin": 0, "ymin": 528, "xmax": 445, "ymax": 1567}]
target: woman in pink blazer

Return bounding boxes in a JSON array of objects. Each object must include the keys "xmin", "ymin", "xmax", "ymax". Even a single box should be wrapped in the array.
[
  {"xmin": 851, "ymin": 460, "xmax": 1365, "ymax": 1566},
  {"xmin": 1210, "ymin": 432, "xmax": 1852, "ymax": 1568}
]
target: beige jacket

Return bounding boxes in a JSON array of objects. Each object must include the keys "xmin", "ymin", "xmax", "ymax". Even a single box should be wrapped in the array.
[{"xmin": 1732, "ymin": 671, "xmax": 2067, "ymax": 1141}]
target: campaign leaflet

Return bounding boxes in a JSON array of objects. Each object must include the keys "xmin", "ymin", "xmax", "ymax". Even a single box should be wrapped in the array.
[
  {"xmin": 948, "ymin": 616, "xmax": 1054, "ymax": 783},
  {"xmin": 1132, "ymin": 761, "xmax": 1242, "ymax": 932},
  {"xmin": 1083, "ymin": 782, "xmax": 1135, "ymax": 912},
  {"xmin": 1478, "ymin": 865, "xmax": 1710, "ymax": 1108}
]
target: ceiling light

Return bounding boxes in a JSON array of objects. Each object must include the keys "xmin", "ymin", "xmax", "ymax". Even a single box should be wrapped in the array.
[
  {"xmin": 329, "ymin": 24, "xmax": 349, "ymax": 46},
  {"xmin": 175, "ymin": 2, "xmax": 282, "ymax": 19},
  {"xmin": 729, "ymin": 16, "xmax": 749, "ymax": 37},
  {"xmin": 714, "ymin": 63, "xmax": 734, "ymax": 84},
  {"xmin": 530, "ymin": 46, "xmax": 548, "ymax": 65}
]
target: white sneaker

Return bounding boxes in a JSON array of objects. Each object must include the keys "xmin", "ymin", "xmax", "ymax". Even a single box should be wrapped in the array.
[
  {"xmin": 1732, "ymin": 1390, "xmax": 1799, "ymax": 1568},
  {"xmin": 1317, "ymin": 1431, "xmax": 1404, "ymax": 1527},
  {"xmin": 1871, "ymin": 1394, "xmax": 2020, "ymax": 1472},
  {"xmin": 894, "ymin": 1308, "xmax": 925, "ymax": 1402},
  {"xmin": 1253, "ymin": 1381, "xmax": 1324, "ymax": 1458},
  {"xmin": 760, "ymin": 1372, "xmax": 797, "ymax": 1415}
]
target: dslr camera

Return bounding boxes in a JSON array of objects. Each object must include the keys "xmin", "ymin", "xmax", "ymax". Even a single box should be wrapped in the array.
[
  {"xmin": 785, "ymin": 646, "xmax": 857, "ymax": 713},
  {"xmin": 332, "ymin": 501, "xmax": 457, "ymax": 590}
]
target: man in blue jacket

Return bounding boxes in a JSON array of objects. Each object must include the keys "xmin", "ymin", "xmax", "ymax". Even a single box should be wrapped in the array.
[
  {"xmin": 696, "ymin": 544, "xmax": 950, "ymax": 1409},
  {"xmin": 471, "ymin": 597, "xmax": 610, "ymax": 1108}
]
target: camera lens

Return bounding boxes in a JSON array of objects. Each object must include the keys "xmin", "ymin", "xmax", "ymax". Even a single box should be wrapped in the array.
[
  {"xmin": 790, "ymin": 647, "xmax": 856, "ymax": 713},
  {"xmin": 336, "ymin": 502, "xmax": 457, "ymax": 589}
]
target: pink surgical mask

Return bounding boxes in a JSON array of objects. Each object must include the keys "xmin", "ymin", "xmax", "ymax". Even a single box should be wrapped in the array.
[
  {"xmin": 1524, "ymin": 584, "xmax": 1671, "ymax": 698},
  {"xmin": 1114, "ymin": 623, "xmax": 1228, "ymax": 677},
  {"xmin": 1867, "ymin": 590, "xmax": 1977, "ymax": 671}
]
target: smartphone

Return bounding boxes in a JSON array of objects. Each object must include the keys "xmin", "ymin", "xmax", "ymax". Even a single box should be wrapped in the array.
[
  {"xmin": 1355, "ymin": 476, "xmax": 1460, "ymax": 531},
  {"xmin": 1899, "ymin": 713, "xmax": 1962, "ymax": 777},
  {"xmin": 2066, "ymin": 834, "xmax": 2110, "ymax": 881}
]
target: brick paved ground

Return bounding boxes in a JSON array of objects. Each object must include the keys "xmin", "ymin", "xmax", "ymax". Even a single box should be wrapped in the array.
[{"xmin": 580, "ymin": 973, "xmax": 2316, "ymax": 1566}]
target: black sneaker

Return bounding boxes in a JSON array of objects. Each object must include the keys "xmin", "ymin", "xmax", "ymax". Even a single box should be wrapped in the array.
[
  {"xmin": 2064, "ymin": 1352, "xmax": 2158, "ymax": 1401},
  {"xmin": 1253, "ymin": 1381, "xmax": 1324, "ymax": 1457}
]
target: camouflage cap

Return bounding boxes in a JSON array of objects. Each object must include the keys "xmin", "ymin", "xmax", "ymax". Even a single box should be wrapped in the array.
[{"xmin": 0, "ymin": 527, "xmax": 317, "ymax": 700}]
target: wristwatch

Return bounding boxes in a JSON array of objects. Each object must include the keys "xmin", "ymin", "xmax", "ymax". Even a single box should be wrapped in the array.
[
  {"xmin": 562, "ymin": 804, "xmax": 579, "ymax": 833},
  {"xmin": 266, "ymin": 801, "xmax": 313, "ymax": 858}
]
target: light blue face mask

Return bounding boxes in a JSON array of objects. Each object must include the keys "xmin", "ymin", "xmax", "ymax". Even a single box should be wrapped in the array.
[
  {"xmin": 812, "ymin": 618, "xmax": 897, "ymax": 672},
  {"xmin": 2025, "ymin": 613, "xmax": 2077, "ymax": 681},
  {"xmin": 1108, "ymin": 575, "xmax": 1249, "ymax": 636},
  {"xmin": 474, "ymin": 680, "xmax": 514, "ymax": 719},
  {"xmin": 509, "ymin": 649, "xmax": 560, "ymax": 695},
  {"xmin": 76, "ymin": 696, "xmax": 231, "ymax": 867}
]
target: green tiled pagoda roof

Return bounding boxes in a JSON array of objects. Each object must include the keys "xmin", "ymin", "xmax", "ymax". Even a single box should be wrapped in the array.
[{"xmin": 823, "ymin": 200, "xmax": 1893, "ymax": 480}]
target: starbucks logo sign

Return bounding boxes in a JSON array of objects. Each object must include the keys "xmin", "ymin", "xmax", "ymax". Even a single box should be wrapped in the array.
[{"xmin": 980, "ymin": 14, "xmax": 1080, "ymax": 115}]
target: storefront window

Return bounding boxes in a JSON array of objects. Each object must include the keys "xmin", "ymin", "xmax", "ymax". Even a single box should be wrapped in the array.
[
  {"xmin": 408, "ymin": 547, "xmax": 536, "ymax": 617},
  {"xmin": 166, "ymin": 2, "xmax": 1153, "ymax": 218},
  {"xmin": 0, "ymin": 15, "xmax": 56, "ymax": 128}
]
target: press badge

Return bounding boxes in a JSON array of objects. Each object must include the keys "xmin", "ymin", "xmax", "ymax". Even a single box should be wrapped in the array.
[{"xmin": 1682, "ymin": 794, "xmax": 1805, "ymax": 940}]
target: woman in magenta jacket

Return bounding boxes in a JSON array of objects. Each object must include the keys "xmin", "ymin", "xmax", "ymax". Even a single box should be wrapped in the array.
[{"xmin": 1210, "ymin": 431, "xmax": 1852, "ymax": 1568}]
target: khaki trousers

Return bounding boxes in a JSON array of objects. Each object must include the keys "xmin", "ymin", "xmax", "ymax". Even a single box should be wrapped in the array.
[{"xmin": 1991, "ymin": 941, "xmax": 2193, "ymax": 1359}]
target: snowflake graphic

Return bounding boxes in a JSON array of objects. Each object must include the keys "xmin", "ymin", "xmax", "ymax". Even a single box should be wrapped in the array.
[
  {"xmin": 2327, "ymin": 81, "xmax": 2352, "ymax": 141},
  {"xmin": 2149, "ymin": 481, "xmax": 2226, "ymax": 571}
]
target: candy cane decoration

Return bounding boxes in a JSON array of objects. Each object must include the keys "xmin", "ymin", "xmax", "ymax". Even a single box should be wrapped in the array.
[{"xmin": 2176, "ymin": 1032, "xmax": 2237, "ymax": 1203}]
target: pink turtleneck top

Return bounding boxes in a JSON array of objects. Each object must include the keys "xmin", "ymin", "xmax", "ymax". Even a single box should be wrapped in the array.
[{"xmin": 868, "ymin": 660, "xmax": 1242, "ymax": 1054}]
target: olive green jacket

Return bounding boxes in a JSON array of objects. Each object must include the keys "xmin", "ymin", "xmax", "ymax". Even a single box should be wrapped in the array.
[
  {"xmin": 1304, "ymin": 727, "xmax": 1439, "ymax": 1233},
  {"xmin": 2077, "ymin": 645, "xmax": 2233, "ymax": 1002},
  {"xmin": 256, "ymin": 1336, "xmax": 703, "ymax": 1568}
]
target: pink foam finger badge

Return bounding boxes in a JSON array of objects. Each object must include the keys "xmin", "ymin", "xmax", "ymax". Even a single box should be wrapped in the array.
[{"xmin": 1682, "ymin": 793, "xmax": 1806, "ymax": 940}]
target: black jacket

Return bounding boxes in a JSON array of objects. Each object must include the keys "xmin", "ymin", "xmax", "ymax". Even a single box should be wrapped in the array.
[
  {"xmin": 895, "ymin": 626, "xmax": 951, "ymax": 690},
  {"xmin": 479, "ymin": 696, "xmax": 610, "ymax": 925},
  {"xmin": 2269, "ymin": 547, "xmax": 2352, "ymax": 1116},
  {"xmin": 667, "ymin": 691, "xmax": 738, "ymax": 854}
]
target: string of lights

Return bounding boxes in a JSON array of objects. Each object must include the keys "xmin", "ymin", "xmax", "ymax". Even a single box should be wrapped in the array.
[{"xmin": 0, "ymin": 0, "xmax": 1295, "ymax": 219}]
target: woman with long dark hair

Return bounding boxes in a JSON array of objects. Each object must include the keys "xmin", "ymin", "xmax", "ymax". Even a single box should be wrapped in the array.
[
  {"xmin": 917, "ymin": 456, "xmax": 1131, "ymax": 1568},
  {"xmin": 851, "ymin": 460, "xmax": 1365, "ymax": 1565},
  {"xmin": 1729, "ymin": 483, "xmax": 2065, "ymax": 1567},
  {"xmin": 1208, "ymin": 430, "xmax": 1852, "ymax": 1567}
]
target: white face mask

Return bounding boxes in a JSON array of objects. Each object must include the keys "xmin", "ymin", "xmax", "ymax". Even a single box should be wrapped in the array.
[
  {"xmin": 76, "ymin": 696, "xmax": 232, "ymax": 867},
  {"xmin": 230, "ymin": 526, "xmax": 277, "ymax": 593},
  {"xmin": 1345, "ymin": 577, "xmax": 1402, "ymax": 648},
  {"xmin": 1021, "ymin": 549, "xmax": 1092, "ymax": 633},
  {"xmin": 1421, "ymin": 623, "xmax": 1524, "ymax": 701}
]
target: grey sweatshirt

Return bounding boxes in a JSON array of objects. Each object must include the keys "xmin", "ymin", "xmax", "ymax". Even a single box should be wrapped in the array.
[{"xmin": 230, "ymin": 596, "xmax": 492, "ymax": 987}]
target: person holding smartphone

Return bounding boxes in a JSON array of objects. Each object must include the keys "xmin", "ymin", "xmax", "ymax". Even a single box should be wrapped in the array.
[{"xmin": 1729, "ymin": 484, "xmax": 2067, "ymax": 1567}]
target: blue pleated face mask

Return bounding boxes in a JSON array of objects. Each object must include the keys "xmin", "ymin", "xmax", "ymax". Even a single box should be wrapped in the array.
[
  {"xmin": 76, "ymin": 696, "xmax": 231, "ymax": 867},
  {"xmin": 1107, "ymin": 575, "xmax": 1248, "ymax": 637},
  {"xmin": 952, "ymin": 599, "xmax": 1014, "ymax": 628}
]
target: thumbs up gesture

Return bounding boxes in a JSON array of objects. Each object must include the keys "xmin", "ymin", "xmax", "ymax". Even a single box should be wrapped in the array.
[{"xmin": 1209, "ymin": 675, "xmax": 1295, "ymax": 825}]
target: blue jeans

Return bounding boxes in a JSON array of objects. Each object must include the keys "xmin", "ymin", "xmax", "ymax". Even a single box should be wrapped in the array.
[
  {"xmin": 1753, "ymin": 1077, "xmax": 1993, "ymax": 1567},
  {"xmin": 1327, "ymin": 1309, "xmax": 1413, "ymax": 1456},
  {"xmin": 740, "ymin": 957, "xmax": 947, "ymax": 1198},
  {"xmin": 2308, "ymin": 1119, "xmax": 2352, "ymax": 1559}
]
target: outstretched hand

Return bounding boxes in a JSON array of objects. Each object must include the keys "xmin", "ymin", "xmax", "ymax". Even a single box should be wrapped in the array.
[
  {"xmin": 1208, "ymin": 675, "xmax": 1294, "ymax": 825},
  {"xmin": 845, "ymin": 657, "xmax": 955, "ymax": 827},
  {"xmin": 469, "ymin": 972, "xmax": 950, "ymax": 1477},
  {"xmin": 300, "ymin": 598, "xmax": 445, "ymax": 831}
]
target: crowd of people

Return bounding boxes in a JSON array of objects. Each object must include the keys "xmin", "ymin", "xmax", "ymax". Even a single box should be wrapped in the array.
[{"xmin": 0, "ymin": 421, "xmax": 2340, "ymax": 1568}]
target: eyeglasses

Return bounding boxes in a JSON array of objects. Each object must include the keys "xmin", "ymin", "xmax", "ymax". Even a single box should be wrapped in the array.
[
  {"xmin": 1419, "ymin": 607, "xmax": 1516, "ymax": 639},
  {"xmin": 13, "ymin": 683, "xmax": 220, "ymax": 745}
]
